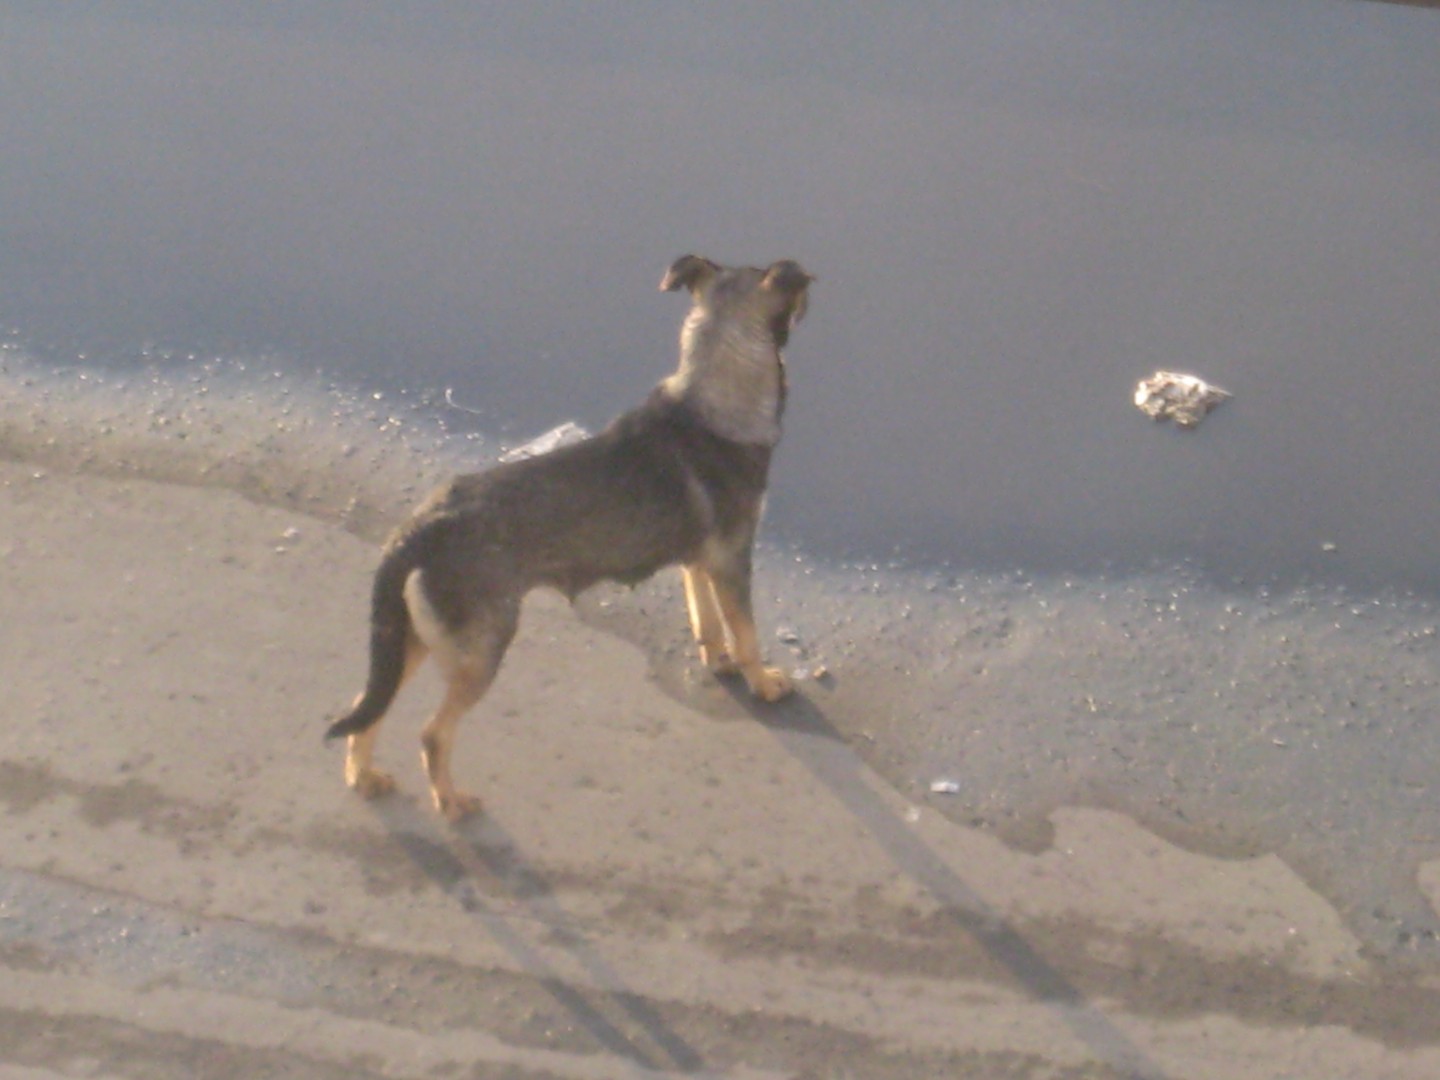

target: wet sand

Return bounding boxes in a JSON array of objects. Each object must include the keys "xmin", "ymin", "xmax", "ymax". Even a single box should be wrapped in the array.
[{"xmin": 5, "ymin": 461, "xmax": 1440, "ymax": 1079}]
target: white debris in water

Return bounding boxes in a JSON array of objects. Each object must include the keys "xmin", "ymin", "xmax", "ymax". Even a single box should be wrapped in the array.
[
  {"xmin": 929, "ymin": 778, "xmax": 961, "ymax": 795},
  {"xmin": 1133, "ymin": 371, "xmax": 1231, "ymax": 428},
  {"xmin": 498, "ymin": 421, "xmax": 590, "ymax": 463}
]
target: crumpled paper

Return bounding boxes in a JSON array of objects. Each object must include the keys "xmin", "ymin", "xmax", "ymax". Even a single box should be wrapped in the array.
[{"xmin": 1134, "ymin": 371, "xmax": 1231, "ymax": 429}]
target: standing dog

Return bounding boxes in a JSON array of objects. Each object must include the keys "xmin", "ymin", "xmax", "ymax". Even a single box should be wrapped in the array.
[{"xmin": 325, "ymin": 256, "xmax": 813, "ymax": 820}]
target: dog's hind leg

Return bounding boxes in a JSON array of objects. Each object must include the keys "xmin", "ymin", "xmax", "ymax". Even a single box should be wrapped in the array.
[
  {"xmin": 344, "ymin": 632, "xmax": 428, "ymax": 798},
  {"xmin": 682, "ymin": 564, "xmax": 738, "ymax": 674},
  {"xmin": 417, "ymin": 603, "xmax": 519, "ymax": 822},
  {"xmin": 705, "ymin": 557, "xmax": 794, "ymax": 703},
  {"xmin": 419, "ymin": 655, "xmax": 505, "ymax": 822}
]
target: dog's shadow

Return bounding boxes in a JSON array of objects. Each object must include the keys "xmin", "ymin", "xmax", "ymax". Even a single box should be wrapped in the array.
[
  {"xmin": 366, "ymin": 679, "xmax": 1171, "ymax": 1078},
  {"xmin": 717, "ymin": 683, "xmax": 1171, "ymax": 1079},
  {"xmin": 368, "ymin": 794, "xmax": 704, "ymax": 1073}
]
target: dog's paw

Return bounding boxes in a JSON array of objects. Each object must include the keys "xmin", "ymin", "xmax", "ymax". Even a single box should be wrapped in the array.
[
  {"xmin": 746, "ymin": 665, "xmax": 794, "ymax": 702},
  {"xmin": 434, "ymin": 790, "xmax": 483, "ymax": 823},
  {"xmin": 347, "ymin": 767, "xmax": 397, "ymax": 799}
]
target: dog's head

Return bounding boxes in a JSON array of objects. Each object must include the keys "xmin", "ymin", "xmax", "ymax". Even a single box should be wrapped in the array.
[
  {"xmin": 661, "ymin": 255, "xmax": 814, "ymax": 349},
  {"xmin": 658, "ymin": 255, "xmax": 813, "ymax": 444}
]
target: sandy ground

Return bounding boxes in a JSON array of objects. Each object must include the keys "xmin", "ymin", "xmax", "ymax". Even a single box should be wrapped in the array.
[{"xmin": 3, "ymin": 461, "xmax": 1440, "ymax": 1079}]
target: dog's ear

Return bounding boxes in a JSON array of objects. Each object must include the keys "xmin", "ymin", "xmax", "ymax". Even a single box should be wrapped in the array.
[
  {"xmin": 763, "ymin": 260, "xmax": 813, "ymax": 328},
  {"xmin": 659, "ymin": 255, "xmax": 720, "ymax": 294},
  {"xmin": 761, "ymin": 260, "xmax": 813, "ymax": 296}
]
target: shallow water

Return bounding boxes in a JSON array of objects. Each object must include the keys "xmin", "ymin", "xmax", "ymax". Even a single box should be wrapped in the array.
[
  {"xmin": 5, "ymin": 352, "xmax": 1440, "ymax": 965},
  {"xmin": 3, "ymin": 2, "xmax": 1439, "ymax": 588}
]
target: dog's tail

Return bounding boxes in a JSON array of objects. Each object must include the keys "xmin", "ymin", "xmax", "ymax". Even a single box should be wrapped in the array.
[{"xmin": 324, "ymin": 547, "xmax": 414, "ymax": 742}]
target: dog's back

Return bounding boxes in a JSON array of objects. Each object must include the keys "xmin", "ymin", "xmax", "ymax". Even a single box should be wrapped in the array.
[
  {"xmin": 327, "ymin": 256, "xmax": 813, "ymax": 820},
  {"xmin": 404, "ymin": 389, "xmax": 772, "ymax": 605}
]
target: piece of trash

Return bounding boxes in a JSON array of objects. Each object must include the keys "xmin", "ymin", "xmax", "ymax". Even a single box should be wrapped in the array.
[
  {"xmin": 1320, "ymin": 541, "xmax": 1338, "ymax": 553},
  {"xmin": 499, "ymin": 421, "xmax": 590, "ymax": 463},
  {"xmin": 929, "ymin": 779, "xmax": 961, "ymax": 795},
  {"xmin": 442, "ymin": 386, "xmax": 485, "ymax": 415},
  {"xmin": 776, "ymin": 626, "xmax": 801, "ymax": 645},
  {"xmin": 1133, "ymin": 371, "xmax": 1231, "ymax": 429}
]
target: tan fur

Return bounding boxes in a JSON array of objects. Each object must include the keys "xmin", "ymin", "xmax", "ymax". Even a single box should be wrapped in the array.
[{"xmin": 328, "ymin": 256, "xmax": 812, "ymax": 821}]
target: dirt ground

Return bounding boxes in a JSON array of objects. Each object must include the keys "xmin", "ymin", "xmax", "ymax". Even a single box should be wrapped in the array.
[{"xmin": 4, "ymin": 461, "xmax": 1440, "ymax": 1079}]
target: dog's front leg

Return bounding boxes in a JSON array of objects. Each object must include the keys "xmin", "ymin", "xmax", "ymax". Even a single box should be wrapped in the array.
[
  {"xmin": 704, "ymin": 557, "xmax": 793, "ymax": 703},
  {"xmin": 682, "ymin": 564, "xmax": 737, "ymax": 674}
]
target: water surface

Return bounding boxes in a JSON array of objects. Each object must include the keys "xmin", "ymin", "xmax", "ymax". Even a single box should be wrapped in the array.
[{"xmin": 3, "ymin": 1, "xmax": 1438, "ymax": 586}]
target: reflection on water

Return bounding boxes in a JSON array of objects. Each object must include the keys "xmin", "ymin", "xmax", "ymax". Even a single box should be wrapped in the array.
[{"xmin": 2, "ymin": 3, "xmax": 1438, "ymax": 589}]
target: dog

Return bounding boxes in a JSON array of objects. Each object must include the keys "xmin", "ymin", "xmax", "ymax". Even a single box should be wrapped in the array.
[{"xmin": 325, "ymin": 255, "xmax": 814, "ymax": 820}]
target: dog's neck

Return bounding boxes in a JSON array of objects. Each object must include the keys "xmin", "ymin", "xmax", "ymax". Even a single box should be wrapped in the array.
[{"xmin": 659, "ymin": 306, "xmax": 785, "ymax": 446}]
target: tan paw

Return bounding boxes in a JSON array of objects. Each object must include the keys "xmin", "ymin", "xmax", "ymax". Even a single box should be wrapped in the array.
[
  {"xmin": 348, "ymin": 767, "xmax": 396, "ymax": 799},
  {"xmin": 434, "ymin": 790, "xmax": 483, "ymax": 823},
  {"xmin": 745, "ymin": 665, "xmax": 794, "ymax": 702}
]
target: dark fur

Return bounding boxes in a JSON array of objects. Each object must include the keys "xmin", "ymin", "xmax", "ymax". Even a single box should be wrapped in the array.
[
  {"xmin": 326, "ymin": 389, "xmax": 769, "ymax": 739},
  {"xmin": 325, "ymin": 256, "xmax": 812, "ymax": 819}
]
